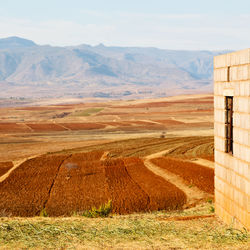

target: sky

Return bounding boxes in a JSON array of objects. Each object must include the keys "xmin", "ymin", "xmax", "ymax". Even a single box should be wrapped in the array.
[{"xmin": 0, "ymin": 0, "xmax": 250, "ymax": 50}]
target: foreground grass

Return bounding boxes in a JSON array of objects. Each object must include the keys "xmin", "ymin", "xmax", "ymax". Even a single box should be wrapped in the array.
[{"xmin": 0, "ymin": 204, "xmax": 248, "ymax": 249}]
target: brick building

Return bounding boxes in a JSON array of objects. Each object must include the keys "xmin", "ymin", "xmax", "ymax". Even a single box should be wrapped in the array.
[{"xmin": 214, "ymin": 49, "xmax": 250, "ymax": 229}]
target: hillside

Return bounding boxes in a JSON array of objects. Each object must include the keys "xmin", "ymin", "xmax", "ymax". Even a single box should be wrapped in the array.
[{"xmin": 0, "ymin": 37, "xmax": 229, "ymax": 98}]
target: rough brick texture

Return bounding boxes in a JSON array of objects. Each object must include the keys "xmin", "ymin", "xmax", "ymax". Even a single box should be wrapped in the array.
[{"xmin": 214, "ymin": 49, "xmax": 250, "ymax": 230}]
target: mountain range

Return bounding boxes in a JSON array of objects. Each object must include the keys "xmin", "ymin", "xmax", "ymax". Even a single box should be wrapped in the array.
[{"xmin": 0, "ymin": 37, "xmax": 229, "ymax": 99}]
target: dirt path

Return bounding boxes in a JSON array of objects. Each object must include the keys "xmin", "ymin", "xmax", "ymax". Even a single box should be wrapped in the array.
[
  {"xmin": 0, "ymin": 154, "xmax": 41, "ymax": 183},
  {"xmin": 100, "ymin": 151, "xmax": 109, "ymax": 161},
  {"xmin": 143, "ymin": 159, "xmax": 208, "ymax": 207},
  {"xmin": 143, "ymin": 149, "xmax": 211, "ymax": 207},
  {"xmin": 139, "ymin": 119, "xmax": 162, "ymax": 125},
  {"xmin": 188, "ymin": 158, "xmax": 214, "ymax": 169},
  {"xmin": 145, "ymin": 147, "xmax": 182, "ymax": 160}
]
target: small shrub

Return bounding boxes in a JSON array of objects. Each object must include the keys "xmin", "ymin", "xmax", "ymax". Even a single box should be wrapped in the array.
[
  {"xmin": 39, "ymin": 208, "xmax": 48, "ymax": 217},
  {"xmin": 82, "ymin": 200, "xmax": 112, "ymax": 218},
  {"xmin": 209, "ymin": 206, "xmax": 215, "ymax": 213},
  {"xmin": 207, "ymin": 198, "xmax": 213, "ymax": 204}
]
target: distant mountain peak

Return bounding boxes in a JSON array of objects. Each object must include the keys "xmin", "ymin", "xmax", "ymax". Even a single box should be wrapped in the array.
[
  {"xmin": 95, "ymin": 43, "xmax": 105, "ymax": 48},
  {"xmin": 0, "ymin": 36, "xmax": 37, "ymax": 49},
  {"xmin": 0, "ymin": 36, "xmax": 226, "ymax": 98}
]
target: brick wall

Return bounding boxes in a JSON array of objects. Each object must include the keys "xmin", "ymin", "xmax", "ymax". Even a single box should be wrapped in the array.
[{"xmin": 214, "ymin": 49, "xmax": 250, "ymax": 230}]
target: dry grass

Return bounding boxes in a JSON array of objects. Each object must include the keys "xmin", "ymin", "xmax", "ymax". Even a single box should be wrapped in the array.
[{"xmin": 0, "ymin": 203, "xmax": 248, "ymax": 249}]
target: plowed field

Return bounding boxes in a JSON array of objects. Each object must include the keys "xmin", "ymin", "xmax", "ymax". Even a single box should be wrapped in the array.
[
  {"xmin": 26, "ymin": 123, "xmax": 66, "ymax": 132},
  {"xmin": 103, "ymin": 159, "xmax": 149, "ymax": 214},
  {"xmin": 0, "ymin": 123, "xmax": 30, "ymax": 133},
  {"xmin": 46, "ymin": 156, "xmax": 109, "ymax": 216},
  {"xmin": 151, "ymin": 157, "xmax": 214, "ymax": 194},
  {"xmin": 124, "ymin": 158, "xmax": 186, "ymax": 211},
  {"xmin": 60, "ymin": 123, "xmax": 106, "ymax": 130},
  {"xmin": 0, "ymin": 162, "xmax": 13, "ymax": 176},
  {"xmin": 0, "ymin": 151, "xmax": 187, "ymax": 216},
  {"xmin": 0, "ymin": 155, "xmax": 69, "ymax": 216},
  {"xmin": 165, "ymin": 137, "xmax": 214, "ymax": 160}
]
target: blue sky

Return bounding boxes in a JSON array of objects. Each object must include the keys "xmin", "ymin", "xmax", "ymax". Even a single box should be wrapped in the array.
[{"xmin": 0, "ymin": 0, "xmax": 250, "ymax": 50}]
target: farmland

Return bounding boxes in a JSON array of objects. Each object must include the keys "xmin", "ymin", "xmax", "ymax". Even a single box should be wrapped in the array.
[
  {"xmin": 0, "ymin": 152, "xmax": 187, "ymax": 216},
  {"xmin": 0, "ymin": 94, "xmax": 214, "ymax": 162},
  {"xmin": 0, "ymin": 94, "xmax": 248, "ymax": 249},
  {"xmin": 0, "ymin": 94, "xmax": 215, "ymax": 217}
]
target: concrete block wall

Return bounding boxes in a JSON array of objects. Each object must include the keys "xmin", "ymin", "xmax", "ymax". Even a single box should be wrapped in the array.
[{"xmin": 214, "ymin": 49, "xmax": 250, "ymax": 230}]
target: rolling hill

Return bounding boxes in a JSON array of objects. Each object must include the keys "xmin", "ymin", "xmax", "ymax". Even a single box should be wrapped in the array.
[{"xmin": 0, "ymin": 37, "xmax": 229, "ymax": 98}]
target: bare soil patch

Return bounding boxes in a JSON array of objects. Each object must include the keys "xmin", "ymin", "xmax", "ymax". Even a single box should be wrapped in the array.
[
  {"xmin": 59, "ymin": 123, "xmax": 106, "ymax": 130},
  {"xmin": 0, "ymin": 151, "xmax": 188, "ymax": 216},
  {"xmin": 124, "ymin": 157, "xmax": 186, "ymax": 211},
  {"xmin": 0, "ymin": 162, "xmax": 13, "ymax": 176},
  {"xmin": 26, "ymin": 123, "xmax": 67, "ymax": 132},
  {"xmin": 46, "ymin": 152, "xmax": 108, "ymax": 216},
  {"xmin": 0, "ymin": 155, "xmax": 69, "ymax": 216},
  {"xmin": 151, "ymin": 157, "xmax": 214, "ymax": 194},
  {"xmin": 0, "ymin": 123, "xmax": 30, "ymax": 133}
]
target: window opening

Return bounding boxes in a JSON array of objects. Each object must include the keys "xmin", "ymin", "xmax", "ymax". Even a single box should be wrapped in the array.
[{"xmin": 225, "ymin": 96, "xmax": 233, "ymax": 154}]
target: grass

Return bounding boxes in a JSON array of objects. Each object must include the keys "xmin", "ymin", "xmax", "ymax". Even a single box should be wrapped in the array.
[
  {"xmin": 0, "ymin": 203, "xmax": 248, "ymax": 249},
  {"xmin": 80, "ymin": 200, "xmax": 112, "ymax": 218},
  {"xmin": 39, "ymin": 208, "xmax": 48, "ymax": 217},
  {"xmin": 71, "ymin": 108, "xmax": 103, "ymax": 117}
]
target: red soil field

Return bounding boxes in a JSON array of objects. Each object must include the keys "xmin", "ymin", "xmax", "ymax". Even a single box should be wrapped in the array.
[
  {"xmin": 0, "ymin": 151, "xmax": 187, "ymax": 216},
  {"xmin": 67, "ymin": 151, "xmax": 104, "ymax": 162},
  {"xmin": 102, "ymin": 121, "xmax": 131, "ymax": 126},
  {"xmin": 129, "ymin": 121, "xmax": 156, "ymax": 125},
  {"xmin": 47, "ymin": 156, "xmax": 186, "ymax": 216},
  {"xmin": 103, "ymin": 158, "xmax": 149, "ymax": 214},
  {"xmin": 26, "ymin": 123, "xmax": 67, "ymax": 132},
  {"xmin": 0, "ymin": 154, "xmax": 69, "ymax": 216},
  {"xmin": 0, "ymin": 162, "xmax": 13, "ymax": 176},
  {"xmin": 15, "ymin": 106, "xmax": 72, "ymax": 111},
  {"xmin": 0, "ymin": 123, "xmax": 30, "ymax": 133},
  {"xmin": 151, "ymin": 157, "xmax": 214, "ymax": 194},
  {"xmin": 123, "ymin": 158, "xmax": 186, "ymax": 211},
  {"xmin": 46, "ymin": 157, "xmax": 109, "ymax": 216},
  {"xmin": 59, "ymin": 123, "xmax": 106, "ymax": 130}
]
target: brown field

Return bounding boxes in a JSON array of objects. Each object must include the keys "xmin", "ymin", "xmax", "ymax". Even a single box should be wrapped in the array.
[
  {"xmin": 0, "ymin": 123, "xmax": 31, "ymax": 133},
  {"xmin": 151, "ymin": 157, "xmax": 214, "ymax": 194},
  {"xmin": 124, "ymin": 157, "xmax": 186, "ymax": 211},
  {"xmin": 0, "ymin": 94, "xmax": 248, "ymax": 250},
  {"xmin": 26, "ymin": 123, "xmax": 66, "ymax": 132},
  {"xmin": 0, "ymin": 94, "xmax": 215, "ymax": 217},
  {"xmin": 59, "ymin": 122, "xmax": 106, "ymax": 130},
  {"xmin": 46, "ymin": 151, "xmax": 108, "ymax": 216},
  {"xmin": 0, "ymin": 162, "xmax": 13, "ymax": 176},
  {"xmin": 0, "ymin": 151, "xmax": 186, "ymax": 216},
  {"xmin": 0, "ymin": 155, "xmax": 69, "ymax": 216}
]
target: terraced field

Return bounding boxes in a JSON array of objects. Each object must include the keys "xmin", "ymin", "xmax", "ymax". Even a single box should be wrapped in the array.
[
  {"xmin": 0, "ymin": 135, "xmax": 214, "ymax": 217},
  {"xmin": 0, "ymin": 151, "xmax": 187, "ymax": 216},
  {"xmin": 57, "ymin": 136, "xmax": 214, "ymax": 160},
  {"xmin": 0, "ymin": 94, "xmax": 215, "ymax": 216}
]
